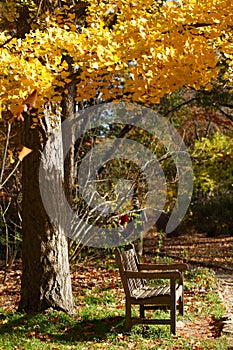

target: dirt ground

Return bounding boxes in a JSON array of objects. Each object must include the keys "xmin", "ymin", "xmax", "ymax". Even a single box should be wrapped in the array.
[{"xmin": 143, "ymin": 232, "xmax": 233, "ymax": 272}]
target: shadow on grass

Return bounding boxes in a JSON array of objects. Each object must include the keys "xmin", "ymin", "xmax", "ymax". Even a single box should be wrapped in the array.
[
  {"xmin": 54, "ymin": 315, "xmax": 125, "ymax": 343},
  {"xmin": 0, "ymin": 311, "xmax": 125, "ymax": 344}
]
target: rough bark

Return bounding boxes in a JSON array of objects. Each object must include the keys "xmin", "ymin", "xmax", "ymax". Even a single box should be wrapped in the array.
[{"xmin": 18, "ymin": 109, "xmax": 74, "ymax": 313}]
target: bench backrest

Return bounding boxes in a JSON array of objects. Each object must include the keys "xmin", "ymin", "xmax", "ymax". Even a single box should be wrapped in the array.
[{"xmin": 115, "ymin": 247, "xmax": 144, "ymax": 297}]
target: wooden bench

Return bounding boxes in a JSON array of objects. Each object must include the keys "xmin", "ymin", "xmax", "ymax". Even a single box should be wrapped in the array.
[{"xmin": 115, "ymin": 244, "xmax": 188, "ymax": 334}]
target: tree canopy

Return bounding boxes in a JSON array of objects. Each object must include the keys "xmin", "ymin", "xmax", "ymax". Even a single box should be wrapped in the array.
[{"xmin": 0, "ymin": 0, "xmax": 232, "ymax": 118}]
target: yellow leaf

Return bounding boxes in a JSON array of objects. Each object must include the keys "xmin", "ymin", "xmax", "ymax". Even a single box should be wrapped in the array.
[
  {"xmin": 205, "ymin": 83, "xmax": 213, "ymax": 91},
  {"xmin": 24, "ymin": 89, "xmax": 38, "ymax": 109},
  {"xmin": 92, "ymin": 62, "xmax": 99, "ymax": 69},
  {"xmin": 8, "ymin": 150, "xmax": 15, "ymax": 164},
  {"xmin": 97, "ymin": 45, "xmax": 104, "ymax": 59},
  {"xmin": 68, "ymin": 13, "xmax": 76, "ymax": 20},
  {"xmin": 18, "ymin": 146, "xmax": 33, "ymax": 161}
]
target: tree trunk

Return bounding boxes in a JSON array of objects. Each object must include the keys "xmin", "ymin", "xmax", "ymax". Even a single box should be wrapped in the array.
[{"xmin": 18, "ymin": 108, "xmax": 74, "ymax": 313}]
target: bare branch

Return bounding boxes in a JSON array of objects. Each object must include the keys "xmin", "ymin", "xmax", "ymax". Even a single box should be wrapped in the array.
[
  {"xmin": 0, "ymin": 122, "xmax": 11, "ymax": 184},
  {"xmin": 164, "ymin": 98, "xmax": 197, "ymax": 116}
]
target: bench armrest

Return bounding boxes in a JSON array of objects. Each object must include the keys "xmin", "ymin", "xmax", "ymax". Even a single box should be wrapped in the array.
[
  {"xmin": 124, "ymin": 270, "xmax": 181, "ymax": 280},
  {"xmin": 138, "ymin": 263, "xmax": 188, "ymax": 272}
]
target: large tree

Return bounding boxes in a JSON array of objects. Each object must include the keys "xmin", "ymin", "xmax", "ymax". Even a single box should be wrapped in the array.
[{"xmin": 0, "ymin": 0, "xmax": 232, "ymax": 312}]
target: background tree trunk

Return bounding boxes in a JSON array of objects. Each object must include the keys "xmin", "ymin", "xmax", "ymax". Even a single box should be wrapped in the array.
[
  {"xmin": 60, "ymin": 56, "xmax": 77, "ymax": 252},
  {"xmin": 61, "ymin": 77, "xmax": 76, "ymax": 207},
  {"xmin": 18, "ymin": 109, "xmax": 74, "ymax": 313}
]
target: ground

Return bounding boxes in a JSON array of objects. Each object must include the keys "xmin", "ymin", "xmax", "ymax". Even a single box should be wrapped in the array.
[
  {"xmin": 0, "ymin": 232, "xmax": 233, "ymax": 349},
  {"xmin": 143, "ymin": 232, "xmax": 233, "ymax": 272}
]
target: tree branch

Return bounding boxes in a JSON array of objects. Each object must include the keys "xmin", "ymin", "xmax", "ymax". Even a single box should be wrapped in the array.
[
  {"xmin": 219, "ymin": 108, "xmax": 233, "ymax": 121},
  {"xmin": 164, "ymin": 98, "xmax": 197, "ymax": 116}
]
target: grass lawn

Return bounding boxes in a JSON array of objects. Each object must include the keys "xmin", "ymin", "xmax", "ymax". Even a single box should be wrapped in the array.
[{"xmin": 0, "ymin": 257, "xmax": 232, "ymax": 349}]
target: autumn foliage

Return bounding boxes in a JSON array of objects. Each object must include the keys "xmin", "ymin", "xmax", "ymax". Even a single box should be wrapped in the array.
[{"xmin": 0, "ymin": 0, "xmax": 232, "ymax": 115}]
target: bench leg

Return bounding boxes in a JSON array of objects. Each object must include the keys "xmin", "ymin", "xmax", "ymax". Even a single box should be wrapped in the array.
[
  {"xmin": 126, "ymin": 299, "xmax": 131, "ymax": 331},
  {"xmin": 171, "ymin": 303, "xmax": 176, "ymax": 335},
  {"xmin": 140, "ymin": 305, "xmax": 145, "ymax": 319},
  {"xmin": 178, "ymin": 295, "xmax": 184, "ymax": 316}
]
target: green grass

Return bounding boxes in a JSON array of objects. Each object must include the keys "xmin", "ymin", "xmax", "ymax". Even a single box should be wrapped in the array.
[{"xmin": 0, "ymin": 267, "xmax": 231, "ymax": 349}]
